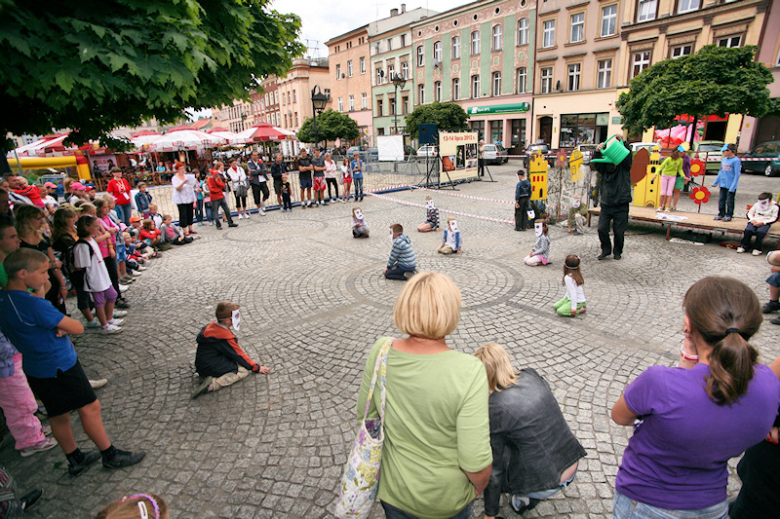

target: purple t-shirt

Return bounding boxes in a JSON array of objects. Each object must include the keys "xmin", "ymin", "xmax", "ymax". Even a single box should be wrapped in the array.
[{"xmin": 616, "ymin": 363, "xmax": 780, "ymax": 510}]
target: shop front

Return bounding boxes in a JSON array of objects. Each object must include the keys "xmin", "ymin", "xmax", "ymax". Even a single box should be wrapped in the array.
[
  {"xmin": 559, "ymin": 113, "xmax": 610, "ymax": 148},
  {"xmin": 461, "ymin": 101, "xmax": 532, "ymax": 156},
  {"xmin": 532, "ymin": 91, "xmax": 622, "ymax": 150}
]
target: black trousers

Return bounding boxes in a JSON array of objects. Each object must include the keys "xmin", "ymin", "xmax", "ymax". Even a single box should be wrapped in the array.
[
  {"xmin": 177, "ymin": 202, "xmax": 194, "ymax": 228},
  {"xmin": 104, "ymin": 254, "xmax": 121, "ymax": 298},
  {"xmin": 597, "ymin": 203, "xmax": 629, "ymax": 256},
  {"xmin": 251, "ymin": 183, "xmax": 269, "ymax": 205},
  {"xmin": 326, "ymin": 178, "xmax": 339, "ymax": 199},
  {"xmin": 478, "ymin": 158, "xmax": 485, "ymax": 177},
  {"xmin": 515, "ymin": 196, "xmax": 530, "ymax": 230}
]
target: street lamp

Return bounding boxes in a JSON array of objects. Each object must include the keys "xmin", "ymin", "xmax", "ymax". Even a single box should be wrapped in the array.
[
  {"xmin": 391, "ymin": 73, "xmax": 407, "ymax": 135},
  {"xmin": 311, "ymin": 84, "xmax": 329, "ymax": 149}
]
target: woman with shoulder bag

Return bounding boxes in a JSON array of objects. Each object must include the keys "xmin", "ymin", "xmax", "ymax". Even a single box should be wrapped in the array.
[{"xmin": 226, "ymin": 159, "xmax": 249, "ymax": 220}]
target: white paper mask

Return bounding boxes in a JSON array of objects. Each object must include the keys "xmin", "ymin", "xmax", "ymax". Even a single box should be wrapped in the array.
[
  {"xmin": 389, "ymin": 228, "xmax": 395, "ymax": 243},
  {"xmin": 758, "ymin": 199, "xmax": 771, "ymax": 210},
  {"xmin": 534, "ymin": 221, "xmax": 543, "ymax": 237},
  {"xmin": 572, "ymin": 198, "xmax": 581, "ymax": 208},
  {"xmin": 448, "ymin": 220, "xmax": 459, "ymax": 232},
  {"xmin": 527, "ymin": 210, "xmax": 535, "ymax": 220},
  {"xmin": 354, "ymin": 209, "xmax": 363, "ymax": 220},
  {"xmin": 231, "ymin": 309, "xmax": 241, "ymax": 331},
  {"xmin": 426, "ymin": 199, "xmax": 435, "ymax": 210}
]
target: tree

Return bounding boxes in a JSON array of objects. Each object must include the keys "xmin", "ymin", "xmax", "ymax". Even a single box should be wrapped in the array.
[
  {"xmin": 617, "ymin": 45, "xmax": 774, "ymax": 144},
  {"xmin": 297, "ymin": 109, "xmax": 360, "ymax": 145},
  {"xmin": 0, "ymin": 1, "xmax": 304, "ymax": 149},
  {"xmin": 405, "ymin": 102, "xmax": 469, "ymax": 140}
]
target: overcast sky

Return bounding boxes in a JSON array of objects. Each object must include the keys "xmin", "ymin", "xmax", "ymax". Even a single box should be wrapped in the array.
[{"xmin": 272, "ymin": 0, "xmax": 473, "ymax": 58}]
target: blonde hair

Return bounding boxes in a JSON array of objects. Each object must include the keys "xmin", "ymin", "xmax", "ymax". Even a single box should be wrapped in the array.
[
  {"xmin": 393, "ymin": 271, "xmax": 460, "ymax": 339},
  {"xmin": 475, "ymin": 343, "xmax": 519, "ymax": 393},
  {"xmin": 216, "ymin": 301, "xmax": 240, "ymax": 320},
  {"xmin": 94, "ymin": 493, "xmax": 168, "ymax": 519}
]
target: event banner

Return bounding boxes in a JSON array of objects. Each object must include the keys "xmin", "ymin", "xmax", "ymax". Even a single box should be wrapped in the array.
[{"xmin": 439, "ymin": 132, "xmax": 478, "ymax": 181}]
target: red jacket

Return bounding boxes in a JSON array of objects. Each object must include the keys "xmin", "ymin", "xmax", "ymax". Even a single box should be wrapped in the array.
[
  {"xmin": 207, "ymin": 173, "xmax": 226, "ymax": 201},
  {"xmin": 107, "ymin": 178, "xmax": 132, "ymax": 205}
]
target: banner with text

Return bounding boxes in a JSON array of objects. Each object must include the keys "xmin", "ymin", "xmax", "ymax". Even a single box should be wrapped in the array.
[{"xmin": 439, "ymin": 132, "xmax": 478, "ymax": 181}]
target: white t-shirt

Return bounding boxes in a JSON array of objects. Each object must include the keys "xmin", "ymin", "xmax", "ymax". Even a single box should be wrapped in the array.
[
  {"xmin": 171, "ymin": 174, "xmax": 197, "ymax": 204},
  {"xmin": 445, "ymin": 231, "xmax": 458, "ymax": 249},
  {"xmin": 73, "ymin": 238, "xmax": 111, "ymax": 293},
  {"xmin": 564, "ymin": 274, "xmax": 586, "ymax": 305}
]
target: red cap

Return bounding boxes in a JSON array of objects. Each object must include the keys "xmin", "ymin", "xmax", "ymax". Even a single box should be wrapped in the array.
[{"xmin": 129, "ymin": 216, "xmax": 142, "ymax": 223}]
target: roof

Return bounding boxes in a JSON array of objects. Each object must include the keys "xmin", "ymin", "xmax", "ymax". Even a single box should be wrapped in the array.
[
  {"xmin": 325, "ymin": 24, "xmax": 370, "ymax": 46},
  {"xmin": 191, "ymin": 119, "xmax": 211, "ymax": 130}
]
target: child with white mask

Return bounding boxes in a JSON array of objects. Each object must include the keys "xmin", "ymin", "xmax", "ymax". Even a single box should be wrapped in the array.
[
  {"xmin": 567, "ymin": 194, "xmax": 588, "ymax": 235},
  {"xmin": 352, "ymin": 207, "xmax": 369, "ymax": 238},
  {"xmin": 738, "ymin": 192, "xmax": 779, "ymax": 255},
  {"xmin": 438, "ymin": 218, "xmax": 462, "ymax": 255},
  {"xmin": 524, "ymin": 220, "xmax": 551, "ymax": 266},
  {"xmin": 418, "ymin": 196, "xmax": 440, "ymax": 232}
]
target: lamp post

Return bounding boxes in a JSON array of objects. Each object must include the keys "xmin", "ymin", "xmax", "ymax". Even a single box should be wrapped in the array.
[
  {"xmin": 391, "ymin": 73, "xmax": 407, "ymax": 136},
  {"xmin": 311, "ymin": 84, "xmax": 329, "ymax": 150}
]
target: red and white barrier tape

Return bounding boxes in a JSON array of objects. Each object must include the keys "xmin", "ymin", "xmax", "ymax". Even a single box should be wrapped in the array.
[
  {"xmin": 368, "ymin": 192, "xmax": 516, "ymax": 225},
  {"xmin": 413, "ymin": 186, "xmax": 515, "ymax": 205}
]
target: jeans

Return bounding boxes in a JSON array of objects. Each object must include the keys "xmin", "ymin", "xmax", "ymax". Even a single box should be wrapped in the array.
[
  {"xmin": 717, "ymin": 188, "xmax": 735, "ymax": 218},
  {"xmin": 195, "ymin": 199, "xmax": 204, "ymax": 223},
  {"xmin": 211, "ymin": 198, "xmax": 234, "ymax": 227},
  {"xmin": 613, "ymin": 491, "xmax": 728, "ymax": 519},
  {"xmin": 741, "ymin": 222, "xmax": 770, "ymax": 251},
  {"xmin": 598, "ymin": 203, "xmax": 629, "ymax": 256},
  {"xmin": 381, "ymin": 501, "xmax": 472, "ymax": 519},
  {"xmin": 205, "ymin": 202, "xmax": 213, "ymax": 223},
  {"xmin": 354, "ymin": 177, "xmax": 364, "ymax": 199},
  {"xmin": 117, "ymin": 203, "xmax": 132, "ymax": 225},
  {"xmin": 385, "ymin": 264, "xmax": 415, "ymax": 280}
]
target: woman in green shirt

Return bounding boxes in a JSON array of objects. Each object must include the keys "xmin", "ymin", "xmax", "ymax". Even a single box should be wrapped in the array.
[{"xmin": 357, "ymin": 272, "xmax": 493, "ymax": 519}]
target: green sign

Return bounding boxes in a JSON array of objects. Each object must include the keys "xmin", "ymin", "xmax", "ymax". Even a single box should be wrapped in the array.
[
  {"xmin": 467, "ymin": 103, "xmax": 531, "ymax": 115},
  {"xmin": 612, "ymin": 116, "xmax": 623, "ymax": 125}
]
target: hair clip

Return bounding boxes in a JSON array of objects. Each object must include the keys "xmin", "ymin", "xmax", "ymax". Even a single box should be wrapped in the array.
[{"xmin": 123, "ymin": 495, "xmax": 160, "ymax": 519}]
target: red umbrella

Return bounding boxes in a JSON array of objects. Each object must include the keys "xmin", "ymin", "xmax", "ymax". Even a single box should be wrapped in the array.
[{"xmin": 235, "ymin": 123, "xmax": 288, "ymax": 143}]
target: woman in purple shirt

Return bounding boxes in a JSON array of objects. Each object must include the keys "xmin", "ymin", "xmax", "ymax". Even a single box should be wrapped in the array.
[{"xmin": 611, "ymin": 276, "xmax": 780, "ymax": 519}]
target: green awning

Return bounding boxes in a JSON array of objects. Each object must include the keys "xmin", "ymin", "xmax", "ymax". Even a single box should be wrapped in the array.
[{"xmin": 467, "ymin": 103, "xmax": 531, "ymax": 115}]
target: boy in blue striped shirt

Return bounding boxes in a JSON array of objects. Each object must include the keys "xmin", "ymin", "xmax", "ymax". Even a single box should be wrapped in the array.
[{"xmin": 384, "ymin": 224, "xmax": 417, "ymax": 280}]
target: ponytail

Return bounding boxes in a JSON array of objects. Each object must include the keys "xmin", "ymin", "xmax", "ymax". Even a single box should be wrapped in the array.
[{"xmin": 705, "ymin": 330, "xmax": 758, "ymax": 406}]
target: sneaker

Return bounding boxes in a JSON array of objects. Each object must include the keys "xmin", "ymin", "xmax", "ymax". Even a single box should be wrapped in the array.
[
  {"xmin": 209, "ymin": 221, "xmax": 214, "ymax": 226},
  {"xmin": 118, "ymin": 284, "xmax": 130, "ymax": 292},
  {"xmin": 597, "ymin": 253, "xmax": 610, "ymax": 260},
  {"xmin": 340, "ymin": 198, "xmax": 345, "ymax": 203},
  {"xmin": 762, "ymin": 301, "xmax": 780, "ymax": 314},
  {"xmin": 664, "ymin": 207, "xmax": 671, "ymax": 213},
  {"xmin": 723, "ymin": 216, "xmax": 732, "ymax": 222},
  {"xmin": 772, "ymin": 316, "xmax": 780, "ymax": 325},
  {"xmin": 510, "ymin": 495, "xmax": 540, "ymax": 515},
  {"xmin": 113, "ymin": 310, "xmax": 128, "ymax": 318},
  {"xmin": 260, "ymin": 209, "xmax": 266, "ymax": 216},
  {"xmin": 101, "ymin": 324, "xmax": 123, "ymax": 334},
  {"xmin": 245, "ymin": 212, "xmax": 251, "ymax": 218},
  {"xmin": 302, "ymin": 203, "xmax": 307, "ymax": 209},
  {"xmin": 20, "ymin": 438, "xmax": 58, "ymax": 457},
  {"xmin": 753, "ymin": 249, "xmax": 762, "ymax": 256},
  {"xmin": 216, "ymin": 224, "xmax": 223, "ymax": 230},
  {"xmin": 108, "ymin": 318, "xmax": 124, "ymax": 326},
  {"xmin": 89, "ymin": 378, "xmax": 108, "ymax": 389},
  {"xmin": 131, "ymin": 270, "xmax": 142, "ymax": 276},
  {"xmin": 115, "ymin": 299, "xmax": 130, "ymax": 309},
  {"xmin": 20, "ymin": 489, "xmax": 43, "ymax": 511},
  {"xmin": 136, "ymin": 266, "xmax": 147, "ymax": 271},
  {"xmin": 41, "ymin": 425, "xmax": 52, "ymax": 436},
  {"xmin": 192, "ymin": 376, "xmax": 214, "ymax": 399},
  {"xmin": 573, "ymin": 231, "xmax": 582, "ymax": 236},
  {"xmin": 86, "ymin": 320, "xmax": 101, "ymax": 328},
  {"xmin": 68, "ymin": 451, "xmax": 101, "ymax": 476},
  {"xmin": 713, "ymin": 216, "xmax": 722, "ymax": 220},
  {"xmin": 228, "ymin": 223, "xmax": 238, "ymax": 228},
  {"xmin": 103, "ymin": 448, "xmax": 146, "ymax": 469},
  {"xmin": 320, "ymin": 201, "xmax": 325, "ymax": 206},
  {"xmin": 736, "ymin": 247, "xmax": 746, "ymax": 253},
  {"xmin": 281, "ymin": 208, "xmax": 287, "ymax": 213},
  {"xmin": 238, "ymin": 214, "xmax": 244, "ymax": 220},
  {"xmin": 119, "ymin": 277, "xmax": 134, "ymax": 284}
]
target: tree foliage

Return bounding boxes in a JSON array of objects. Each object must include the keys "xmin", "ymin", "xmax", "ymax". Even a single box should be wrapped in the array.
[
  {"xmin": 405, "ymin": 102, "xmax": 469, "ymax": 139},
  {"xmin": 297, "ymin": 110, "xmax": 360, "ymax": 145},
  {"xmin": 0, "ymin": 0, "xmax": 304, "ymax": 149},
  {"xmin": 617, "ymin": 45, "xmax": 775, "ymax": 135}
]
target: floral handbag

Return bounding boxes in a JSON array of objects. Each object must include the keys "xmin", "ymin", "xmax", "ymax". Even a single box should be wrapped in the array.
[{"xmin": 334, "ymin": 337, "xmax": 392, "ymax": 519}]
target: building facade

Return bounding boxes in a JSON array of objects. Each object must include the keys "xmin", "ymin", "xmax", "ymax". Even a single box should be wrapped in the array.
[
  {"xmin": 276, "ymin": 58, "xmax": 331, "ymax": 155},
  {"xmin": 259, "ymin": 76, "xmax": 281, "ymax": 128},
  {"xmin": 411, "ymin": 0, "xmax": 536, "ymax": 155},
  {"xmin": 214, "ymin": 99, "xmax": 255, "ymax": 133}
]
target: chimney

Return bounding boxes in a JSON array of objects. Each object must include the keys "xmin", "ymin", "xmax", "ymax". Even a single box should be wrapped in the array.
[
  {"xmin": 401, "ymin": 3, "xmax": 406, "ymax": 12},
  {"xmin": 390, "ymin": 8, "xmax": 399, "ymax": 16}
]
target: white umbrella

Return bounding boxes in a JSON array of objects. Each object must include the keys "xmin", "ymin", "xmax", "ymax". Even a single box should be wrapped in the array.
[
  {"xmin": 206, "ymin": 128, "xmax": 242, "ymax": 145},
  {"xmin": 147, "ymin": 126, "xmax": 216, "ymax": 151},
  {"xmin": 130, "ymin": 130, "xmax": 163, "ymax": 149}
]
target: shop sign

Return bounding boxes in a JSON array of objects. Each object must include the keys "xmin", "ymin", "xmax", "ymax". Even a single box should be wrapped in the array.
[{"xmin": 467, "ymin": 103, "xmax": 531, "ymax": 115}]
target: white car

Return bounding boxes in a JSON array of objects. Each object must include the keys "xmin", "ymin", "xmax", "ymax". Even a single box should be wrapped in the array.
[
  {"xmin": 417, "ymin": 145, "xmax": 438, "ymax": 157},
  {"xmin": 483, "ymin": 144, "xmax": 509, "ymax": 164},
  {"xmin": 630, "ymin": 142, "xmax": 660, "ymax": 153}
]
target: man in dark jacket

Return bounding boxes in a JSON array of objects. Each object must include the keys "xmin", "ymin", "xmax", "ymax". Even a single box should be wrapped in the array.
[
  {"xmin": 192, "ymin": 302, "xmax": 270, "ymax": 399},
  {"xmin": 592, "ymin": 133, "xmax": 632, "ymax": 260}
]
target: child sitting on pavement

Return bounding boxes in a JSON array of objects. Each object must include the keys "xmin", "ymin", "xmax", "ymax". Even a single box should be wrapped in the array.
[
  {"xmin": 147, "ymin": 203, "xmax": 163, "ymax": 230},
  {"xmin": 140, "ymin": 219, "xmax": 162, "ymax": 249},
  {"xmin": 417, "ymin": 196, "xmax": 440, "ymax": 232},
  {"xmin": 438, "ymin": 218, "xmax": 463, "ymax": 255},
  {"xmin": 160, "ymin": 215, "xmax": 193, "ymax": 245},
  {"xmin": 352, "ymin": 207, "xmax": 369, "ymax": 238},
  {"xmin": 0, "ymin": 248, "xmax": 145, "ymax": 476},
  {"xmin": 384, "ymin": 223, "xmax": 417, "ymax": 280},
  {"xmin": 524, "ymin": 220, "xmax": 551, "ymax": 266},
  {"xmin": 192, "ymin": 301, "xmax": 270, "ymax": 399}
]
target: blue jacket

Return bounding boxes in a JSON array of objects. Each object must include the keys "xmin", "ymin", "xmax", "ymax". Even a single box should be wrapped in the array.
[
  {"xmin": 387, "ymin": 234, "xmax": 416, "ymax": 269},
  {"xmin": 135, "ymin": 191, "xmax": 152, "ymax": 213},
  {"xmin": 515, "ymin": 179, "xmax": 532, "ymax": 200},
  {"xmin": 442, "ymin": 230, "xmax": 461, "ymax": 251},
  {"xmin": 712, "ymin": 156, "xmax": 742, "ymax": 192}
]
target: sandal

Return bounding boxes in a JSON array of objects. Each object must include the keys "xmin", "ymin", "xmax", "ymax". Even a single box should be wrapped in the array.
[{"xmin": 190, "ymin": 229, "xmax": 198, "ymax": 234}]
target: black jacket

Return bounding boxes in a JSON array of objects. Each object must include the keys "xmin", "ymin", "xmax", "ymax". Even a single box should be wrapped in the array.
[
  {"xmin": 592, "ymin": 140, "xmax": 633, "ymax": 206},
  {"xmin": 194, "ymin": 322, "xmax": 258, "ymax": 378}
]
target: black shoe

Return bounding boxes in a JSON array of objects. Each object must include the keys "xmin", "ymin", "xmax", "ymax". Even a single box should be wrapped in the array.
[
  {"xmin": 103, "ymin": 449, "xmax": 146, "ymax": 469},
  {"xmin": 68, "ymin": 450, "xmax": 101, "ymax": 476},
  {"xmin": 597, "ymin": 253, "xmax": 610, "ymax": 260},
  {"xmin": 115, "ymin": 299, "xmax": 130, "ymax": 309},
  {"xmin": 762, "ymin": 301, "xmax": 780, "ymax": 314},
  {"xmin": 771, "ymin": 316, "xmax": 780, "ymax": 326},
  {"xmin": 614, "ymin": 253, "xmax": 622, "ymax": 260},
  {"xmin": 20, "ymin": 489, "xmax": 43, "ymax": 511},
  {"xmin": 510, "ymin": 496, "xmax": 540, "ymax": 514},
  {"xmin": 573, "ymin": 231, "xmax": 582, "ymax": 236},
  {"xmin": 228, "ymin": 223, "xmax": 238, "ymax": 228},
  {"xmin": 216, "ymin": 225, "xmax": 223, "ymax": 230}
]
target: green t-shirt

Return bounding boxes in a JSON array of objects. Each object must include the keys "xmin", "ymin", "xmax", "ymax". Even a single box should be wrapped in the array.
[
  {"xmin": 357, "ymin": 337, "xmax": 492, "ymax": 519},
  {"xmin": 659, "ymin": 156, "xmax": 684, "ymax": 177},
  {"xmin": 0, "ymin": 264, "xmax": 6, "ymax": 288}
]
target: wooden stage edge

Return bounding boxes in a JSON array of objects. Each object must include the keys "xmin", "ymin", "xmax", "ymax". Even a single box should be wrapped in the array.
[{"xmin": 586, "ymin": 206, "xmax": 780, "ymax": 241}]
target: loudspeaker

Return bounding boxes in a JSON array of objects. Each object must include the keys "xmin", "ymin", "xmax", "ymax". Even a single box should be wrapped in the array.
[{"xmin": 418, "ymin": 123, "xmax": 438, "ymax": 145}]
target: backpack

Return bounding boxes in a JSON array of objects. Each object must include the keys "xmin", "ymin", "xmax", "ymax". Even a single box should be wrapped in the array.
[{"xmin": 71, "ymin": 238, "xmax": 95, "ymax": 291}]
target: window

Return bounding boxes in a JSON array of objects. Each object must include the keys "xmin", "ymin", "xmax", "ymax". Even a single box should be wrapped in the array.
[
  {"xmin": 511, "ymin": 119, "xmax": 527, "ymax": 147},
  {"xmin": 718, "ymin": 35, "xmax": 742, "ymax": 48},
  {"xmin": 452, "ymin": 36, "xmax": 461, "ymax": 59},
  {"xmin": 281, "ymin": 92, "xmax": 285, "ymax": 105},
  {"xmin": 401, "ymin": 62, "xmax": 409, "ymax": 79},
  {"xmin": 492, "ymin": 72, "xmax": 502, "ymax": 96},
  {"xmin": 390, "ymin": 98, "xmax": 396, "ymax": 115},
  {"xmin": 293, "ymin": 90, "xmax": 296, "ymax": 102},
  {"xmin": 361, "ymin": 93, "xmax": 367, "ymax": 109},
  {"xmin": 637, "ymin": 0, "xmax": 657, "ymax": 22},
  {"xmin": 597, "ymin": 58, "xmax": 612, "ymax": 88},
  {"xmin": 517, "ymin": 18, "xmax": 529, "ymax": 46},
  {"xmin": 568, "ymin": 63, "xmax": 581, "ymax": 91},
  {"xmin": 376, "ymin": 68, "xmax": 383, "ymax": 85},
  {"xmin": 471, "ymin": 31, "xmax": 480, "ymax": 55},
  {"xmin": 601, "ymin": 5, "xmax": 617, "ymax": 37},
  {"xmin": 540, "ymin": 67, "xmax": 553, "ymax": 93},
  {"xmin": 492, "ymin": 24, "xmax": 503, "ymax": 51},
  {"xmin": 516, "ymin": 67, "xmax": 527, "ymax": 93},
  {"xmin": 347, "ymin": 60, "xmax": 353, "ymax": 77},
  {"xmin": 418, "ymin": 83, "xmax": 425, "ymax": 104},
  {"xmin": 388, "ymin": 64, "xmax": 395, "ymax": 80},
  {"xmin": 434, "ymin": 41, "xmax": 442, "ymax": 62},
  {"xmin": 490, "ymin": 120, "xmax": 503, "ymax": 143},
  {"xmin": 377, "ymin": 99, "xmax": 383, "ymax": 116},
  {"xmin": 671, "ymin": 44, "xmax": 692, "ymax": 58},
  {"xmin": 471, "ymin": 74, "xmax": 480, "ymax": 98},
  {"xmin": 336, "ymin": 64, "xmax": 341, "ymax": 79},
  {"xmin": 400, "ymin": 34, "xmax": 407, "ymax": 47},
  {"xmin": 417, "ymin": 45, "xmax": 424, "ymax": 66},
  {"xmin": 274, "ymin": 91, "xmax": 278, "ymax": 103},
  {"xmin": 388, "ymin": 38, "xmax": 393, "ymax": 51},
  {"xmin": 349, "ymin": 95, "xmax": 355, "ymax": 111},
  {"xmin": 360, "ymin": 57, "xmax": 366, "ymax": 74},
  {"xmin": 678, "ymin": 0, "xmax": 700, "ymax": 14},
  {"xmin": 452, "ymin": 78, "xmax": 460, "ymax": 100},
  {"xmin": 338, "ymin": 97, "xmax": 343, "ymax": 112},
  {"xmin": 435, "ymin": 81, "xmax": 442, "ymax": 101},
  {"xmin": 402, "ymin": 97, "xmax": 409, "ymax": 114},
  {"xmin": 632, "ymin": 51, "xmax": 651, "ymax": 78},
  {"xmin": 542, "ymin": 20, "xmax": 555, "ymax": 48},
  {"xmin": 570, "ymin": 13, "xmax": 584, "ymax": 43}
]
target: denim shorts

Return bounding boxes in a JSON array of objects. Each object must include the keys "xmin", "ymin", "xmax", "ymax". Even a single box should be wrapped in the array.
[
  {"xmin": 613, "ymin": 491, "xmax": 728, "ymax": 519},
  {"xmin": 767, "ymin": 272, "xmax": 780, "ymax": 287}
]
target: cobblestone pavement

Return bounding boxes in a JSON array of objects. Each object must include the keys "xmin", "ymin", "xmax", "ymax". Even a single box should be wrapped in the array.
[{"xmin": 4, "ymin": 165, "xmax": 780, "ymax": 518}]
